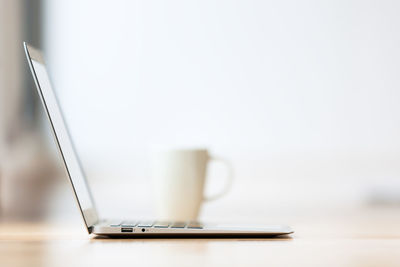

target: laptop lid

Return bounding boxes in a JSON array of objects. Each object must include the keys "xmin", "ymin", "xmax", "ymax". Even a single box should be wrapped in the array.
[{"xmin": 24, "ymin": 42, "xmax": 99, "ymax": 232}]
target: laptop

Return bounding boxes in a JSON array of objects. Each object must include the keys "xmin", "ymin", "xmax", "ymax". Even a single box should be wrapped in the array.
[{"xmin": 24, "ymin": 42, "xmax": 293, "ymax": 237}]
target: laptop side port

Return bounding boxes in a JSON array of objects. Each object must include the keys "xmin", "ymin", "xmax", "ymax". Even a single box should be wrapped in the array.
[{"xmin": 121, "ymin": 227, "xmax": 133, "ymax": 233}]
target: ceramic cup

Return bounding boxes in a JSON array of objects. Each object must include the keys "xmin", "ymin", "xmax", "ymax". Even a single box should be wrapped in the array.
[{"xmin": 151, "ymin": 149, "xmax": 233, "ymax": 221}]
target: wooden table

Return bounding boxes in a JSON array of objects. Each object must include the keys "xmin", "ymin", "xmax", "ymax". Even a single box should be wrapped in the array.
[{"xmin": 1, "ymin": 206, "xmax": 400, "ymax": 267}]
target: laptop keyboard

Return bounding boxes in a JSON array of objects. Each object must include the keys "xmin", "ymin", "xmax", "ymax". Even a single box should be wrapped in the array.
[{"xmin": 109, "ymin": 220, "xmax": 203, "ymax": 229}]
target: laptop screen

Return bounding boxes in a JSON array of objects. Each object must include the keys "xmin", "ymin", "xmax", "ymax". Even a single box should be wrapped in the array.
[{"xmin": 25, "ymin": 44, "xmax": 98, "ymax": 229}]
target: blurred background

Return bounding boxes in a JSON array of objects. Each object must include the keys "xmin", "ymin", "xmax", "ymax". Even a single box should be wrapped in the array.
[{"xmin": 1, "ymin": 0, "xmax": 400, "ymax": 227}]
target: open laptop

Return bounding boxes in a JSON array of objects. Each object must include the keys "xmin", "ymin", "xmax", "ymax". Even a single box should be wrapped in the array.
[{"xmin": 24, "ymin": 42, "xmax": 293, "ymax": 237}]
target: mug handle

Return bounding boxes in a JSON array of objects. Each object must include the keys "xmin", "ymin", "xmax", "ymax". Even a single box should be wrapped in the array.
[{"xmin": 203, "ymin": 156, "xmax": 234, "ymax": 201}]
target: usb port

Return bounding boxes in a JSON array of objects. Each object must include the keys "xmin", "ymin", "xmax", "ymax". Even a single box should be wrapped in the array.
[{"xmin": 121, "ymin": 227, "xmax": 133, "ymax": 233}]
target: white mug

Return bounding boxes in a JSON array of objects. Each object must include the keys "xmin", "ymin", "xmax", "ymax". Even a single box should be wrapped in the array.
[{"xmin": 151, "ymin": 149, "xmax": 233, "ymax": 221}]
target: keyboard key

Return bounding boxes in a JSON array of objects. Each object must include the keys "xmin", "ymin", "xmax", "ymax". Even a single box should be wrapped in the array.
[
  {"xmin": 154, "ymin": 221, "xmax": 170, "ymax": 228},
  {"xmin": 187, "ymin": 222, "xmax": 203, "ymax": 229},
  {"xmin": 137, "ymin": 221, "xmax": 154, "ymax": 227},
  {"xmin": 121, "ymin": 220, "xmax": 137, "ymax": 227},
  {"xmin": 171, "ymin": 222, "xmax": 186, "ymax": 228},
  {"xmin": 109, "ymin": 220, "xmax": 122, "ymax": 227}
]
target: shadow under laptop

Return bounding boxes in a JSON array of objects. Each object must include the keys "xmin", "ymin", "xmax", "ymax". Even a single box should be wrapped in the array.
[{"xmin": 90, "ymin": 234, "xmax": 294, "ymax": 241}]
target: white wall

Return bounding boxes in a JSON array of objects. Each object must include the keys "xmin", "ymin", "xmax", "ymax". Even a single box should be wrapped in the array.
[{"xmin": 43, "ymin": 0, "xmax": 400, "ymax": 217}]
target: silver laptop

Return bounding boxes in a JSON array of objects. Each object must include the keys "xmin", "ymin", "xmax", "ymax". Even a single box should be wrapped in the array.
[{"xmin": 24, "ymin": 42, "xmax": 293, "ymax": 237}]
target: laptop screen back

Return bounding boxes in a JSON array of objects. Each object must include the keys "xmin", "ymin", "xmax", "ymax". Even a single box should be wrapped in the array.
[{"xmin": 24, "ymin": 43, "xmax": 98, "ymax": 229}]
